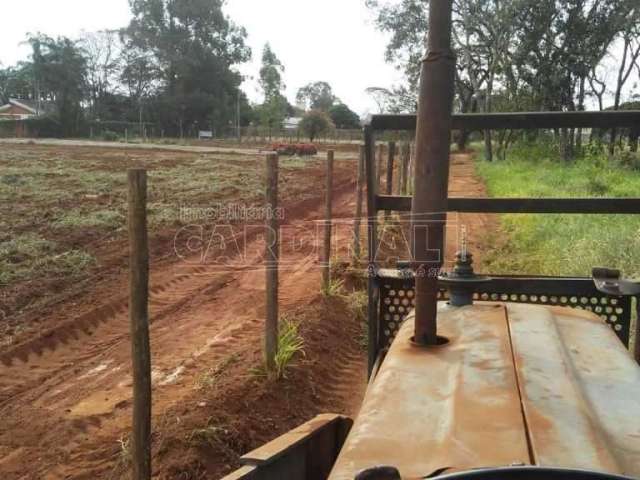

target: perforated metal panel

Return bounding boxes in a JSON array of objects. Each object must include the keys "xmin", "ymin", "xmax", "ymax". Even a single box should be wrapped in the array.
[{"xmin": 376, "ymin": 272, "xmax": 633, "ymax": 351}]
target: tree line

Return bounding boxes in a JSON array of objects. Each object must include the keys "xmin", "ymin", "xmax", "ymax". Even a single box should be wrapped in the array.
[
  {"xmin": 256, "ymin": 44, "xmax": 361, "ymax": 141},
  {"xmin": 0, "ymin": 0, "xmax": 361, "ymax": 139},
  {"xmin": 366, "ymin": 0, "xmax": 640, "ymax": 159}
]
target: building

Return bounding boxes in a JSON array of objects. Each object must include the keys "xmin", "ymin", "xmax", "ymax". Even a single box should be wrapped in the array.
[
  {"xmin": 283, "ymin": 117, "xmax": 302, "ymax": 131},
  {"xmin": 0, "ymin": 99, "xmax": 56, "ymax": 137},
  {"xmin": 0, "ymin": 98, "xmax": 50, "ymax": 120}
]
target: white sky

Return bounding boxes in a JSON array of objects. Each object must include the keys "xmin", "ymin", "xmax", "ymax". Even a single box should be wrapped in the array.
[
  {"xmin": 1, "ymin": 1, "xmax": 636, "ymax": 114},
  {"xmin": 0, "ymin": 0, "xmax": 402, "ymax": 116}
]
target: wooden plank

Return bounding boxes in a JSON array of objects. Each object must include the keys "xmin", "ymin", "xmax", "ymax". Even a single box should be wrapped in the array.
[
  {"xmin": 219, "ymin": 466, "xmax": 258, "ymax": 480},
  {"xmin": 241, "ymin": 414, "xmax": 347, "ymax": 465}
]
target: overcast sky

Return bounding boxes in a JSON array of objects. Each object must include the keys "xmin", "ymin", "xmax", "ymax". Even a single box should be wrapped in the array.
[
  {"xmin": 0, "ymin": 0, "xmax": 402, "ymax": 116},
  {"xmin": 1, "ymin": 1, "xmax": 636, "ymax": 113}
]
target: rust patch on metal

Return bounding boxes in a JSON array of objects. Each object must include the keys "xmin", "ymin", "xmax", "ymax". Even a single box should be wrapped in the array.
[
  {"xmin": 329, "ymin": 305, "xmax": 530, "ymax": 479},
  {"xmin": 331, "ymin": 303, "xmax": 640, "ymax": 479},
  {"xmin": 508, "ymin": 303, "xmax": 640, "ymax": 476}
]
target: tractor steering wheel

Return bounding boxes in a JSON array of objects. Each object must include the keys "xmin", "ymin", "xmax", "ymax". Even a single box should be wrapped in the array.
[{"xmin": 435, "ymin": 466, "xmax": 636, "ymax": 480}]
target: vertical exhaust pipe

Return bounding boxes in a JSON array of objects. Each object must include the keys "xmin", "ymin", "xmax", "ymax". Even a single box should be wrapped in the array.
[{"xmin": 411, "ymin": 0, "xmax": 456, "ymax": 345}]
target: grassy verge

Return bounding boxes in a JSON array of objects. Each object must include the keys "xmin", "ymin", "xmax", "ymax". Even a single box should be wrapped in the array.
[{"xmin": 475, "ymin": 140, "xmax": 640, "ymax": 277}]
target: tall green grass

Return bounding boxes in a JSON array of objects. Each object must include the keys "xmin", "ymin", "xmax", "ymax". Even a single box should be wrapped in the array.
[{"xmin": 476, "ymin": 140, "xmax": 640, "ymax": 278}]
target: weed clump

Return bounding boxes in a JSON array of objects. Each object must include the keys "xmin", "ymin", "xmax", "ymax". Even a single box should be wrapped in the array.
[{"xmin": 253, "ymin": 315, "xmax": 305, "ymax": 380}]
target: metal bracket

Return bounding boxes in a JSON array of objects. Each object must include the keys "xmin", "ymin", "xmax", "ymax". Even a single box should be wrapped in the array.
[
  {"xmin": 592, "ymin": 267, "xmax": 640, "ymax": 297},
  {"xmin": 438, "ymin": 252, "xmax": 491, "ymax": 306}
]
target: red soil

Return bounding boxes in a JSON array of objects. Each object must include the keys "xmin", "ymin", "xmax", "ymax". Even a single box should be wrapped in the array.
[{"xmin": 0, "ymin": 148, "xmax": 490, "ymax": 479}]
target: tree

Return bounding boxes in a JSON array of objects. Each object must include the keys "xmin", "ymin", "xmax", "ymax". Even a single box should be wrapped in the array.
[
  {"xmin": 365, "ymin": 86, "xmax": 416, "ymax": 113},
  {"xmin": 119, "ymin": 46, "xmax": 159, "ymax": 103},
  {"xmin": 78, "ymin": 30, "xmax": 121, "ymax": 119},
  {"xmin": 0, "ymin": 64, "xmax": 34, "ymax": 104},
  {"xmin": 299, "ymin": 110, "xmax": 334, "ymax": 142},
  {"xmin": 0, "ymin": 65, "xmax": 11, "ymax": 103},
  {"xmin": 260, "ymin": 43, "xmax": 285, "ymax": 101},
  {"xmin": 296, "ymin": 81, "xmax": 337, "ymax": 111},
  {"xmin": 329, "ymin": 103, "xmax": 361, "ymax": 129},
  {"xmin": 365, "ymin": 0, "xmax": 428, "ymax": 94},
  {"xmin": 610, "ymin": 5, "xmax": 640, "ymax": 152},
  {"xmin": 367, "ymin": 0, "xmax": 636, "ymax": 159},
  {"xmin": 258, "ymin": 43, "xmax": 289, "ymax": 128},
  {"xmin": 125, "ymin": 0, "xmax": 251, "ymax": 135},
  {"xmin": 25, "ymin": 34, "xmax": 87, "ymax": 135}
]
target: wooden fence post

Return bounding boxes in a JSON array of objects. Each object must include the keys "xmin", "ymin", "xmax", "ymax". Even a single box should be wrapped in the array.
[
  {"xmin": 127, "ymin": 169, "xmax": 151, "ymax": 480},
  {"xmin": 322, "ymin": 150, "xmax": 334, "ymax": 291},
  {"xmin": 386, "ymin": 141, "xmax": 396, "ymax": 196},
  {"xmin": 265, "ymin": 153, "xmax": 279, "ymax": 371},
  {"xmin": 385, "ymin": 141, "xmax": 396, "ymax": 220},
  {"xmin": 377, "ymin": 144, "xmax": 384, "ymax": 186},
  {"xmin": 353, "ymin": 145, "xmax": 365, "ymax": 262},
  {"xmin": 400, "ymin": 142, "xmax": 411, "ymax": 195},
  {"xmin": 408, "ymin": 142, "xmax": 415, "ymax": 196}
]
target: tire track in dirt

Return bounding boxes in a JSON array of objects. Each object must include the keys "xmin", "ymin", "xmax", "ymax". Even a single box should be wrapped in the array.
[
  {"xmin": 0, "ymin": 151, "xmax": 489, "ymax": 479},
  {"xmin": 0, "ymin": 172, "xmax": 356, "ymax": 404},
  {"xmin": 0, "ymin": 164, "xmax": 364, "ymax": 479}
]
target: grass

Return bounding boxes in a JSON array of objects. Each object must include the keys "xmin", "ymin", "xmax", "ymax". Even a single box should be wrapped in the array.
[
  {"xmin": 253, "ymin": 315, "xmax": 305, "ymax": 380},
  {"xmin": 321, "ymin": 277, "xmax": 345, "ymax": 297},
  {"xmin": 346, "ymin": 290, "xmax": 368, "ymax": 349},
  {"xmin": 186, "ymin": 416, "xmax": 240, "ymax": 458},
  {"xmin": 475, "ymin": 139, "xmax": 640, "ymax": 278},
  {"xmin": 0, "ymin": 233, "xmax": 95, "ymax": 285},
  {"xmin": 53, "ymin": 209, "xmax": 125, "ymax": 230},
  {"xmin": 196, "ymin": 353, "xmax": 239, "ymax": 390},
  {"xmin": 117, "ymin": 434, "xmax": 132, "ymax": 466},
  {"xmin": 0, "ymin": 144, "xmax": 315, "ymax": 321}
]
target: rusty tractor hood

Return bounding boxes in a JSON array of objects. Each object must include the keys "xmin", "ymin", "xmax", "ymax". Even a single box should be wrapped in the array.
[{"xmin": 329, "ymin": 303, "xmax": 640, "ymax": 479}]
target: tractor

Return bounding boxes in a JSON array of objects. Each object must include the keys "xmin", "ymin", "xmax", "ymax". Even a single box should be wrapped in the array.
[{"xmin": 223, "ymin": 1, "xmax": 640, "ymax": 479}]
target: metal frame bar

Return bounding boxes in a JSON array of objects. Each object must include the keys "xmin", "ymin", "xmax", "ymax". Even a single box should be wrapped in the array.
[
  {"xmin": 363, "ymin": 110, "xmax": 640, "ymax": 371},
  {"xmin": 369, "ymin": 110, "xmax": 640, "ymax": 132},
  {"xmin": 376, "ymin": 271, "xmax": 633, "ymax": 353},
  {"xmin": 376, "ymin": 195, "xmax": 640, "ymax": 214},
  {"xmin": 364, "ymin": 126, "xmax": 379, "ymax": 375}
]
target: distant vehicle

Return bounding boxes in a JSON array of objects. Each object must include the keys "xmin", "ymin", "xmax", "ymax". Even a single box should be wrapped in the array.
[{"xmin": 268, "ymin": 143, "xmax": 317, "ymax": 156}]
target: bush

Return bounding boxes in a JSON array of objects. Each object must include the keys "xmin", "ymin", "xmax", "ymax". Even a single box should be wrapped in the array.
[
  {"xmin": 268, "ymin": 143, "xmax": 317, "ymax": 156},
  {"xmin": 24, "ymin": 116, "xmax": 64, "ymax": 138},
  {"xmin": 102, "ymin": 130, "xmax": 119, "ymax": 142},
  {"xmin": 299, "ymin": 110, "xmax": 334, "ymax": 142}
]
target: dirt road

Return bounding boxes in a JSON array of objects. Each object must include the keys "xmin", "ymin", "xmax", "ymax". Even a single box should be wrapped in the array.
[
  {"xmin": 0, "ymin": 138, "xmax": 356, "ymax": 160},
  {"xmin": 0, "ymin": 150, "xmax": 490, "ymax": 479},
  {"xmin": 0, "ymin": 138, "xmax": 261, "ymax": 157}
]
